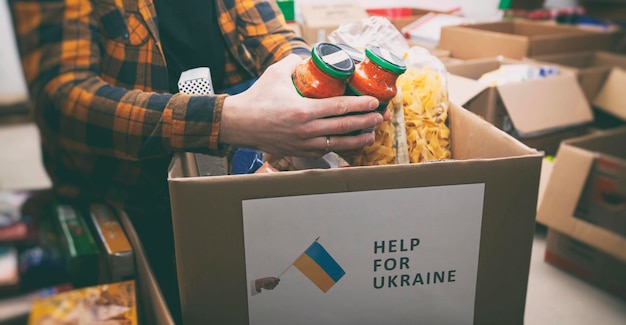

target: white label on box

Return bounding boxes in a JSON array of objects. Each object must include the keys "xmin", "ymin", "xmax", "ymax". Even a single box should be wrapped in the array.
[{"xmin": 242, "ymin": 183, "xmax": 484, "ymax": 325}]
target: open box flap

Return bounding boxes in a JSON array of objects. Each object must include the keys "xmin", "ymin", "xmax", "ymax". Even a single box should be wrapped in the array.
[
  {"xmin": 447, "ymin": 73, "xmax": 488, "ymax": 106},
  {"xmin": 593, "ymin": 68, "xmax": 626, "ymax": 121},
  {"xmin": 497, "ymin": 74, "xmax": 593, "ymax": 137}
]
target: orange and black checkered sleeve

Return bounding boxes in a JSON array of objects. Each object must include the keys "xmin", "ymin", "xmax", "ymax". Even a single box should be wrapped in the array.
[
  {"xmin": 10, "ymin": 0, "xmax": 228, "ymax": 161},
  {"xmin": 227, "ymin": 0, "xmax": 310, "ymax": 72}
]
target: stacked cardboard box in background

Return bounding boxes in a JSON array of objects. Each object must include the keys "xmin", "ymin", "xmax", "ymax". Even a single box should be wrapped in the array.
[
  {"xmin": 537, "ymin": 127, "xmax": 626, "ymax": 299},
  {"xmin": 438, "ymin": 20, "xmax": 618, "ymax": 60},
  {"xmin": 526, "ymin": 51, "xmax": 626, "ymax": 130}
]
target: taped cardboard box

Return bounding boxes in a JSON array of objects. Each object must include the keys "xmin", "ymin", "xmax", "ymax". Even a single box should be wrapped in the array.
[
  {"xmin": 438, "ymin": 20, "xmax": 616, "ymax": 60},
  {"xmin": 167, "ymin": 103, "xmax": 542, "ymax": 324},
  {"xmin": 298, "ymin": 3, "xmax": 368, "ymax": 44},
  {"xmin": 446, "ymin": 57, "xmax": 593, "ymax": 155},
  {"xmin": 537, "ymin": 127, "xmax": 626, "ymax": 297},
  {"xmin": 525, "ymin": 51, "xmax": 626, "ymax": 102}
]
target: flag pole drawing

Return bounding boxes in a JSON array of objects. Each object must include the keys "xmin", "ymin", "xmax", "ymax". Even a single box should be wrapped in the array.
[{"xmin": 278, "ymin": 237, "xmax": 346, "ymax": 293}]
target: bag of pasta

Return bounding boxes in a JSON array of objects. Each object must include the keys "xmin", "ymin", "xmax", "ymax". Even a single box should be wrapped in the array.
[
  {"xmin": 353, "ymin": 47, "xmax": 451, "ymax": 166},
  {"xmin": 398, "ymin": 46, "xmax": 451, "ymax": 164}
]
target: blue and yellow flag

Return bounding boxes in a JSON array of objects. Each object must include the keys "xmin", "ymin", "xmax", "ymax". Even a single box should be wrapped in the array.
[{"xmin": 293, "ymin": 241, "xmax": 345, "ymax": 293}]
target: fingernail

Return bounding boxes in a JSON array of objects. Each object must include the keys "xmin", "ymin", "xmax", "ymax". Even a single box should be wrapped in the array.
[
  {"xmin": 374, "ymin": 114, "xmax": 383, "ymax": 124},
  {"xmin": 366, "ymin": 135, "xmax": 375, "ymax": 146},
  {"xmin": 369, "ymin": 100, "xmax": 379, "ymax": 110}
]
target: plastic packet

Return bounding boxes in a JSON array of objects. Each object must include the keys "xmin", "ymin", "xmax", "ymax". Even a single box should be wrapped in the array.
[
  {"xmin": 398, "ymin": 46, "xmax": 452, "ymax": 163},
  {"xmin": 328, "ymin": 16, "xmax": 410, "ymax": 59}
]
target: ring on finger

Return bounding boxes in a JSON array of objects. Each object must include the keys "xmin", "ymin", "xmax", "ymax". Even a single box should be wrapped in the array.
[{"xmin": 325, "ymin": 136, "xmax": 331, "ymax": 153}]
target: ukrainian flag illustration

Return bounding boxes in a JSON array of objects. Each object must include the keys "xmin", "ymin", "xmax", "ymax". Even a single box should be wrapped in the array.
[{"xmin": 293, "ymin": 241, "xmax": 346, "ymax": 293}]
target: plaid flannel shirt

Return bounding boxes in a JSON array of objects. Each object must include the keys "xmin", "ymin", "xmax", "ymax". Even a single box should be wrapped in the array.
[{"xmin": 10, "ymin": 0, "xmax": 309, "ymax": 207}]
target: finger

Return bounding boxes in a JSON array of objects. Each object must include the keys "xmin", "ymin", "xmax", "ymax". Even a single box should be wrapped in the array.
[
  {"xmin": 305, "ymin": 112, "xmax": 383, "ymax": 137},
  {"xmin": 319, "ymin": 133, "xmax": 375, "ymax": 155},
  {"xmin": 306, "ymin": 96, "xmax": 380, "ymax": 119},
  {"xmin": 381, "ymin": 107, "xmax": 392, "ymax": 121},
  {"xmin": 269, "ymin": 54, "xmax": 303, "ymax": 77}
]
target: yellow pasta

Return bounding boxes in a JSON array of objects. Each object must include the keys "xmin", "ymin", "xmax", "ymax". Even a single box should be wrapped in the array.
[
  {"xmin": 398, "ymin": 66, "xmax": 451, "ymax": 163},
  {"xmin": 352, "ymin": 116, "xmax": 397, "ymax": 166},
  {"xmin": 353, "ymin": 65, "xmax": 451, "ymax": 166}
]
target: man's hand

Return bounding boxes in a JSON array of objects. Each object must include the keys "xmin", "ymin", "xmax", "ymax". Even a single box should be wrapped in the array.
[{"xmin": 220, "ymin": 54, "xmax": 386, "ymax": 158}]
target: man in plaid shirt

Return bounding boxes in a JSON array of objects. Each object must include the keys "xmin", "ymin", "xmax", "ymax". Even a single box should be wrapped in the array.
[{"xmin": 11, "ymin": 0, "xmax": 384, "ymax": 320}]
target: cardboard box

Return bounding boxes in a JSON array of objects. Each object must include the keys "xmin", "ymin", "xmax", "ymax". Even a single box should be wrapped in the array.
[
  {"xmin": 446, "ymin": 57, "xmax": 593, "ymax": 155},
  {"xmin": 545, "ymin": 229, "xmax": 626, "ymax": 299},
  {"xmin": 526, "ymin": 51, "xmax": 626, "ymax": 101},
  {"xmin": 167, "ymin": 103, "xmax": 542, "ymax": 324},
  {"xmin": 298, "ymin": 3, "xmax": 368, "ymax": 44},
  {"xmin": 593, "ymin": 67, "xmax": 626, "ymax": 123},
  {"xmin": 438, "ymin": 20, "xmax": 616, "ymax": 60},
  {"xmin": 537, "ymin": 127, "xmax": 626, "ymax": 297}
]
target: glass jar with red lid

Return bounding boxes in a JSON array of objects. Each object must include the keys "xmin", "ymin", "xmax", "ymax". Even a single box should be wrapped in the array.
[
  {"xmin": 346, "ymin": 45, "xmax": 407, "ymax": 113},
  {"xmin": 292, "ymin": 43, "xmax": 355, "ymax": 99}
]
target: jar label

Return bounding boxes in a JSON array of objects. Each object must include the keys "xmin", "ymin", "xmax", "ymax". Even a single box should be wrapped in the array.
[{"xmin": 322, "ymin": 50, "xmax": 352, "ymax": 66}]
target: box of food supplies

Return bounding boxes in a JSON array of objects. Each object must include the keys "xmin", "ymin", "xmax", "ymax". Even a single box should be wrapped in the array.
[
  {"xmin": 538, "ymin": 128, "xmax": 626, "ymax": 297},
  {"xmin": 167, "ymin": 94, "xmax": 542, "ymax": 324}
]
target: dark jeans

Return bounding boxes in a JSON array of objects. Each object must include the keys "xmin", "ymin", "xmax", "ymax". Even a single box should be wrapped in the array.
[
  {"xmin": 127, "ymin": 79, "xmax": 258, "ymax": 324},
  {"xmin": 127, "ymin": 185, "xmax": 182, "ymax": 324}
]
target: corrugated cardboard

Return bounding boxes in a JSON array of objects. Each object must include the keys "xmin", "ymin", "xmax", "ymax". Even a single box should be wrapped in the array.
[
  {"xmin": 446, "ymin": 57, "xmax": 593, "ymax": 155},
  {"xmin": 298, "ymin": 3, "xmax": 368, "ymax": 44},
  {"xmin": 593, "ymin": 67, "xmax": 626, "ymax": 122},
  {"xmin": 545, "ymin": 229, "xmax": 626, "ymax": 299},
  {"xmin": 537, "ymin": 127, "xmax": 626, "ymax": 266},
  {"xmin": 438, "ymin": 20, "xmax": 615, "ymax": 60},
  {"xmin": 526, "ymin": 51, "xmax": 626, "ymax": 101},
  {"xmin": 167, "ymin": 103, "xmax": 543, "ymax": 324}
]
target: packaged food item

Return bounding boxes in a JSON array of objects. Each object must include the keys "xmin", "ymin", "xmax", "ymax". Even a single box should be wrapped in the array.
[
  {"xmin": 346, "ymin": 45, "xmax": 407, "ymax": 114},
  {"xmin": 88, "ymin": 204, "xmax": 134, "ymax": 283},
  {"xmin": 398, "ymin": 47, "xmax": 451, "ymax": 163},
  {"xmin": 230, "ymin": 148, "xmax": 265, "ymax": 174},
  {"xmin": 292, "ymin": 42, "xmax": 354, "ymax": 98},
  {"xmin": 28, "ymin": 280, "xmax": 137, "ymax": 325},
  {"xmin": 54, "ymin": 204, "xmax": 100, "ymax": 288}
]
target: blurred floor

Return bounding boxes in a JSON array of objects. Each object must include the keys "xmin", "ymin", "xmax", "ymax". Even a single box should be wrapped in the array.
[{"xmin": 0, "ymin": 119, "xmax": 625, "ymax": 324}]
